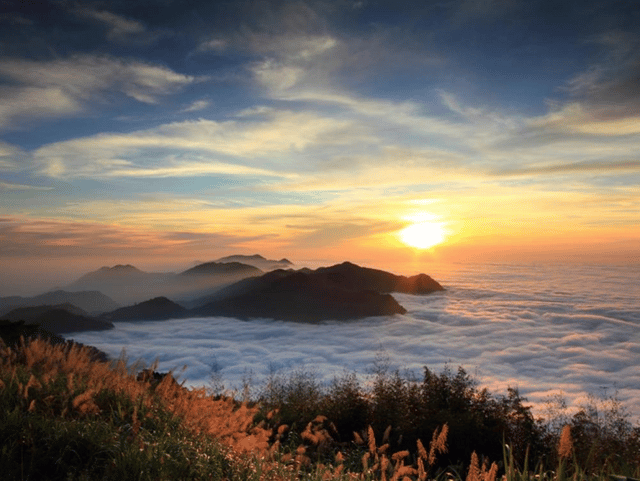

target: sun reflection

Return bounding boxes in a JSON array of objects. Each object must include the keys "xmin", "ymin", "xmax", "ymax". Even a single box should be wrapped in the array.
[{"xmin": 399, "ymin": 212, "xmax": 447, "ymax": 249}]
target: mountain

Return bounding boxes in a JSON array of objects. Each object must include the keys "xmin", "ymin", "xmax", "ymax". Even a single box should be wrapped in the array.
[
  {"xmin": 67, "ymin": 265, "xmax": 170, "ymax": 305},
  {"xmin": 193, "ymin": 262, "xmax": 443, "ymax": 308},
  {"xmin": 194, "ymin": 269, "xmax": 407, "ymax": 322},
  {"xmin": 214, "ymin": 254, "xmax": 293, "ymax": 271},
  {"xmin": 180, "ymin": 261, "xmax": 262, "ymax": 277},
  {"xmin": 72, "ymin": 264, "xmax": 150, "ymax": 283},
  {"xmin": 1, "ymin": 304, "xmax": 114, "ymax": 334},
  {"xmin": 56, "ymin": 261, "xmax": 444, "ymax": 323},
  {"xmin": 67, "ymin": 263, "xmax": 263, "ymax": 306},
  {"xmin": 100, "ymin": 297, "xmax": 187, "ymax": 322},
  {"xmin": 0, "ymin": 320, "xmax": 110, "ymax": 362},
  {"xmin": 190, "ymin": 262, "xmax": 443, "ymax": 322},
  {"xmin": 311, "ymin": 262, "xmax": 444, "ymax": 294},
  {"xmin": 0, "ymin": 290, "xmax": 119, "ymax": 317}
]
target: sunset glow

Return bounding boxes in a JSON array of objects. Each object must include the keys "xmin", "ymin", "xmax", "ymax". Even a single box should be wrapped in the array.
[
  {"xmin": 399, "ymin": 222, "xmax": 447, "ymax": 250},
  {"xmin": 398, "ymin": 212, "xmax": 448, "ymax": 250},
  {"xmin": 1, "ymin": 1, "xmax": 639, "ymax": 294}
]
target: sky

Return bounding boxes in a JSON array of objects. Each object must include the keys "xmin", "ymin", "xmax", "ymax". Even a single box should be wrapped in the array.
[{"xmin": 1, "ymin": 0, "xmax": 639, "ymax": 294}]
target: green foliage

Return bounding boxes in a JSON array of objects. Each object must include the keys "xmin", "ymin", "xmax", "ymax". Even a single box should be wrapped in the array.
[
  {"xmin": 0, "ymin": 372, "xmax": 231, "ymax": 480},
  {"xmin": 257, "ymin": 363, "xmax": 544, "ymax": 467},
  {"xmin": 3, "ymin": 335, "xmax": 639, "ymax": 481}
]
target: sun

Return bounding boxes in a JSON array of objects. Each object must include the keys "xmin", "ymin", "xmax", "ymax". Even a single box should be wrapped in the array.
[{"xmin": 398, "ymin": 213, "xmax": 447, "ymax": 249}]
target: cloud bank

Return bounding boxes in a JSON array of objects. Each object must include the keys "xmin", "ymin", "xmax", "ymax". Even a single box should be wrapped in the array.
[{"xmin": 68, "ymin": 262, "xmax": 640, "ymax": 421}]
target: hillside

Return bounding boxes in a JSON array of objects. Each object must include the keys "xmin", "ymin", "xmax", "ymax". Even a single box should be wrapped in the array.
[
  {"xmin": 1, "ymin": 304, "xmax": 114, "ymax": 333},
  {"xmin": 100, "ymin": 297, "xmax": 187, "ymax": 321},
  {"xmin": 180, "ymin": 261, "xmax": 262, "ymax": 277},
  {"xmin": 0, "ymin": 290, "xmax": 119, "ymax": 317},
  {"xmin": 191, "ymin": 262, "xmax": 443, "ymax": 322},
  {"xmin": 215, "ymin": 254, "xmax": 294, "ymax": 271},
  {"xmin": 2, "ymin": 336, "xmax": 638, "ymax": 481}
]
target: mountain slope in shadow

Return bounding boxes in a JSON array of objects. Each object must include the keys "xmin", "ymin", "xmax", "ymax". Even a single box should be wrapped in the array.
[
  {"xmin": 191, "ymin": 262, "xmax": 444, "ymax": 322},
  {"xmin": 100, "ymin": 297, "xmax": 187, "ymax": 322},
  {"xmin": 0, "ymin": 290, "xmax": 119, "ymax": 317},
  {"xmin": 214, "ymin": 254, "xmax": 293, "ymax": 271},
  {"xmin": 1, "ymin": 304, "xmax": 114, "ymax": 334}
]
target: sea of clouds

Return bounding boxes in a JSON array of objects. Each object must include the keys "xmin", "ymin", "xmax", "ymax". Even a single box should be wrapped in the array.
[{"xmin": 69, "ymin": 262, "xmax": 640, "ymax": 422}]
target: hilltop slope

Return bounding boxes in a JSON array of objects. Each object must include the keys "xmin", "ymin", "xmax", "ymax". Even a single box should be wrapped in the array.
[{"xmin": 192, "ymin": 262, "xmax": 443, "ymax": 322}]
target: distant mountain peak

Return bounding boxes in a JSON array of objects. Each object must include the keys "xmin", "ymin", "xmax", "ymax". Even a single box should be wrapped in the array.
[
  {"xmin": 214, "ymin": 254, "xmax": 294, "ymax": 271},
  {"xmin": 99, "ymin": 264, "xmax": 141, "ymax": 272},
  {"xmin": 180, "ymin": 261, "xmax": 261, "ymax": 276},
  {"xmin": 217, "ymin": 254, "xmax": 266, "ymax": 261},
  {"xmin": 100, "ymin": 296, "xmax": 186, "ymax": 321}
]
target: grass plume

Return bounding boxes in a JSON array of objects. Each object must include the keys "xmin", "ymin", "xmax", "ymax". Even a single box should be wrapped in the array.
[{"xmin": 2, "ymin": 331, "xmax": 640, "ymax": 480}]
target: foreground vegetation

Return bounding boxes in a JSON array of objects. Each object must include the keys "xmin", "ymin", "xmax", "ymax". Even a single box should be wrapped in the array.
[{"xmin": 1, "ymin": 329, "xmax": 639, "ymax": 480}]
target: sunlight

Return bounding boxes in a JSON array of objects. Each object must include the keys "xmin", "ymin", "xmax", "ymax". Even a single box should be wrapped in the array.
[{"xmin": 398, "ymin": 212, "xmax": 447, "ymax": 249}]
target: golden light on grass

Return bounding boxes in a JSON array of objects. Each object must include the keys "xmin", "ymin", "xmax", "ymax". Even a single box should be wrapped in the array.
[{"xmin": 398, "ymin": 212, "xmax": 448, "ymax": 249}]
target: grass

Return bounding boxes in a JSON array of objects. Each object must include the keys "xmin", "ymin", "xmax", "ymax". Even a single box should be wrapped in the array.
[{"xmin": 1, "ymin": 331, "xmax": 639, "ymax": 480}]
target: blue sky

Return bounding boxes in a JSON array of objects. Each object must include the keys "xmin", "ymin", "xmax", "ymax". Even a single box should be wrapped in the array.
[{"xmin": 1, "ymin": 0, "xmax": 639, "ymax": 292}]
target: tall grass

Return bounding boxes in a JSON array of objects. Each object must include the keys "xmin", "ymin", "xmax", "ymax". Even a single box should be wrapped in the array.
[{"xmin": 2, "ymin": 333, "xmax": 639, "ymax": 480}]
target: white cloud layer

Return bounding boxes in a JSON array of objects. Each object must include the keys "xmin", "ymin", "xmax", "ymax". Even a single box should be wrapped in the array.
[{"xmin": 68, "ymin": 262, "xmax": 640, "ymax": 422}]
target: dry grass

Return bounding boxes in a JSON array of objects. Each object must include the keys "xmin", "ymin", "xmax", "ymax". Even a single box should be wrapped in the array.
[{"xmin": 2, "ymin": 335, "xmax": 638, "ymax": 481}]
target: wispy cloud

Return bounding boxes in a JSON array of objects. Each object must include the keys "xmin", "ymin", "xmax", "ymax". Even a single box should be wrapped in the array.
[
  {"xmin": 32, "ymin": 111, "xmax": 357, "ymax": 179},
  {"xmin": 0, "ymin": 181, "xmax": 52, "ymax": 191},
  {"xmin": 561, "ymin": 30, "xmax": 640, "ymax": 120},
  {"xmin": 0, "ymin": 141, "xmax": 25, "ymax": 171},
  {"xmin": 492, "ymin": 159, "xmax": 640, "ymax": 177},
  {"xmin": 72, "ymin": 7, "xmax": 161, "ymax": 45},
  {"xmin": 0, "ymin": 215, "xmax": 258, "ymax": 259},
  {"xmin": 181, "ymin": 99, "xmax": 211, "ymax": 112},
  {"xmin": 0, "ymin": 55, "xmax": 195, "ymax": 128}
]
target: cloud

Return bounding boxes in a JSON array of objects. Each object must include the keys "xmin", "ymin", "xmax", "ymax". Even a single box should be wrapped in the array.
[
  {"xmin": 196, "ymin": 38, "xmax": 228, "ymax": 52},
  {"xmin": 0, "ymin": 215, "xmax": 261, "ymax": 259},
  {"xmin": 0, "ymin": 181, "xmax": 52, "ymax": 191},
  {"xmin": 31, "ymin": 111, "xmax": 357, "ymax": 179},
  {"xmin": 65, "ymin": 264, "xmax": 640, "ymax": 422},
  {"xmin": 0, "ymin": 141, "xmax": 26, "ymax": 171},
  {"xmin": 193, "ymin": 1, "xmax": 442, "ymax": 102},
  {"xmin": 561, "ymin": 30, "xmax": 640, "ymax": 120},
  {"xmin": 286, "ymin": 220, "xmax": 401, "ymax": 248},
  {"xmin": 72, "ymin": 7, "xmax": 161, "ymax": 45},
  {"xmin": 0, "ymin": 85, "xmax": 82, "ymax": 129},
  {"xmin": 492, "ymin": 159, "xmax": 640, "ymax": 177},
  {"xmin": 0, "ymin": 55, "xmax": 195, "ymax": 128},
  {"xmin": 181, "ymin": 99, "xmax": 211, "ymax": 112}
]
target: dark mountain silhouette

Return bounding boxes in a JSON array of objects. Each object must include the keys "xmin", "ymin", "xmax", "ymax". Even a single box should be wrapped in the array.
[
  {"xmin": 100, "ymin": 297, "xmax": 186, "ymax": 321},
  {"xmin": 180, "ymin": 261, "xmax": 261, "ymax": 277},
  {"xmin": 0, "ymin": 290, "xmax": 119, "ymax": 317},
  {"xmin": 312, "ymin": 262, "xmax": 444, "ymax": 294},
  {"xmin": 192, "ymin": 262, "xmax": 443, "ymax": 308},
  {"xmin": 1, "ymin": 304, "xmax": 114, "ymax": 334},
  {"xmin": 215, "ymin": 254, "xmax": 293, "ymax": 271},
  {"xmin": 189, "ymin": 262, "xmax": 444, "ymax": 322},
  {"xmin": 61, "ymin": 261, "xmax": 444, "ymax": 323},
  {"xmin": 0, "ymin": 320, "xmax": 110, "ymax": 362},
  {"xmin": 193, "ymin": 269, "xmax": 407, "ymax": 322}
]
